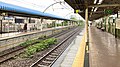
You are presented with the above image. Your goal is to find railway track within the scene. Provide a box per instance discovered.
[0,27,79,64]
[30,27,81,67]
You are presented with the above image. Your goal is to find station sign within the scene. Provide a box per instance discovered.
[4,16,13,20]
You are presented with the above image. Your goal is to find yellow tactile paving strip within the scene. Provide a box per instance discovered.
[72,33,86,67]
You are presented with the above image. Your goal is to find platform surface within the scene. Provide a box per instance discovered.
[89,26,120,67]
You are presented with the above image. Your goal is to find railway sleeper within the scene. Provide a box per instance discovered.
[42,60,51,64]
[51,53,59,56]
[54,49,62,52]
[49,55,57,58]
[45,57,54,61]
[37,64,48,67]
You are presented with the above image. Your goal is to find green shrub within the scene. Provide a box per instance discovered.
[25,46,37,56]
[23,38,57,57]
[44,38,57,45]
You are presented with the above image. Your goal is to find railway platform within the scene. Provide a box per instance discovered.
[89,26,120,67]
[52,29,85,67]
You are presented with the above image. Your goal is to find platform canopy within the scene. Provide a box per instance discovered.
[65,0,120,21]
[0,2,74,21]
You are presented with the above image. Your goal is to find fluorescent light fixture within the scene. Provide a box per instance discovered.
[94,7,98,12]
[91,7,94,12]
[98,0,103,4]
[91,9,94,12]
[94,0,97,4]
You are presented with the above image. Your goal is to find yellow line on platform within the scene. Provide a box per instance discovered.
[72,33,86,67]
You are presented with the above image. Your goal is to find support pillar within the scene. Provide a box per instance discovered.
[55,20,57,28]
[8,18,10,36]
[72,22,73,26]
[72,21,73,26]
[36,18,40,30]
[74,22,75,26]
[45,19,47,29]
[106,16,109,31]
[24,17,29,32]
[117,11,119,18]
[85,7,89,43]
[68,21,69,26]
[72,22,74,26]
[0,20,2,35]
[62,21,64,27]
[69,21,71,26]
[0,16,3,35]
[58,20,59,27]
[70,21,72,26]
[84,7,89,67]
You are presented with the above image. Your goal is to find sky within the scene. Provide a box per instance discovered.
[0,0,84,20]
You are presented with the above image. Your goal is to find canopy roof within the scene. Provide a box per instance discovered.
[65,0,120,21]
[0,2,74,21]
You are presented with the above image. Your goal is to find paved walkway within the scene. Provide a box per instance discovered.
[52,29,85,67]
[89,26,120,67]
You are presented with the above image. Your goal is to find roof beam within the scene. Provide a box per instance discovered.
[79,11,104,14]
[88,4,120,8]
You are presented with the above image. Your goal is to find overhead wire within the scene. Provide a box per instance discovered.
[14,0,44,8]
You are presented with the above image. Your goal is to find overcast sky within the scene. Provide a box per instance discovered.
[0,0,84,20]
